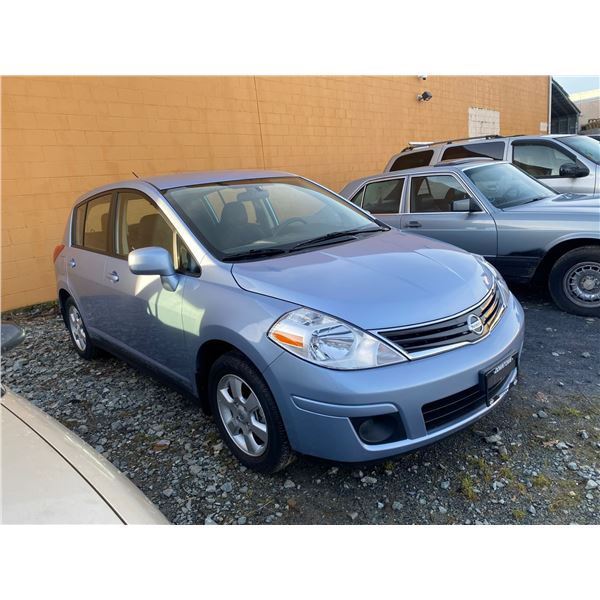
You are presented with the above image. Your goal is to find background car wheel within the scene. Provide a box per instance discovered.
[548,246,600,317]
[208,351,294,473]
[65,297,98,359]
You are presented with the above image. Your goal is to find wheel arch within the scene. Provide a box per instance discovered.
[533,236,600,283]
[58,288,71,326]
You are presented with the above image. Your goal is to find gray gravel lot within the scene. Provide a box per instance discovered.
[2,284,599,525]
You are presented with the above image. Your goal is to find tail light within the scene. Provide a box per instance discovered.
[53,244,65,262]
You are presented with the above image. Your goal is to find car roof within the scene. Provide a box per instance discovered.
[340,159,501,195]
[76,169,298,203]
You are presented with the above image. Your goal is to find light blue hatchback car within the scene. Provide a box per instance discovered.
[54,171,525,472]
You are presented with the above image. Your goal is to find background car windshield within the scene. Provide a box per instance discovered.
[163,177,375,259]
[559,135,600,164]
[464,163,555,208]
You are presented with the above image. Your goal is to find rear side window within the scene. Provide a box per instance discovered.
[390,150,434,171]
[441,141,505,161]
[73,203,86,246]
[81,194,112,252]
[362,179,404,214]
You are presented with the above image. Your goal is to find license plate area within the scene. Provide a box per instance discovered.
[481,354,517,407]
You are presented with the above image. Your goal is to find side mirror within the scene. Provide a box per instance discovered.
[1,322,25,353]
[451,198,481,212]
[128,247,179,292]
[559,162,589,178]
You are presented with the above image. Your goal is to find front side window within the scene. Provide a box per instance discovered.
[116,192,174,259]
[390,150,434,171]
[362,179,404,214]
[81,194,112,252]
[410,175,470,213]
[513,143,576,178]
[441,141,505,161]
[163,177,378,260]
[464,162,554,209]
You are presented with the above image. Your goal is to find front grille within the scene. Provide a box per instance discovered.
[421,373,510,432]
[379,286,503,358]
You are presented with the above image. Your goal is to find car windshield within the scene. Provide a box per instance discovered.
[163,176,379,260]
[558,135,600,164]
[464,162,556,208]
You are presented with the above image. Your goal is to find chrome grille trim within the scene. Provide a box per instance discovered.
[376,286,505,359]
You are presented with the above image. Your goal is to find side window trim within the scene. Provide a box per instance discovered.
[407,172,483,214]
[70,191,115,257]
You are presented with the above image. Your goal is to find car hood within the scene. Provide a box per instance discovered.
[231,230,494,330]
[503,193,600,213]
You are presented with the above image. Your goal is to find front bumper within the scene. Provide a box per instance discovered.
[262,293,525,462]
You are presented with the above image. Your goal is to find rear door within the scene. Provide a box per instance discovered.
[399,173,497,258]
[66,193,114,335]
[101,190,189,384]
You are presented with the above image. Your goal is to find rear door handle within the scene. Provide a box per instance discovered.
[405,221,422,228]
[69,258,77,268]
[106,271,119,283]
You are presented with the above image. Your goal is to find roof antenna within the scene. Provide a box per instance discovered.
[132,170,139,179]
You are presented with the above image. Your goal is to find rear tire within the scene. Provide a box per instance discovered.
[208,351,294,473]
[548,246,600,317]
[65,297,98,360]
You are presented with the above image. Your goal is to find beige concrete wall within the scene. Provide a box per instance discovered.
[1,76,550,309]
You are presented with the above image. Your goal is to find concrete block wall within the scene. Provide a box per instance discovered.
[1,75,549,309]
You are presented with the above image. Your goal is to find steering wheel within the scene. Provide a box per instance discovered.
[275,217,307,235]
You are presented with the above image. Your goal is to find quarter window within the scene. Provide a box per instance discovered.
[81,194,112,252]
[410,175,470,213]
[116,192,174,259]
[349,188,364,207]
[362,179,404,214]
[513,143,576,178]
[73,203,87,246]
[441,141,505,161]
[389,150,434,171]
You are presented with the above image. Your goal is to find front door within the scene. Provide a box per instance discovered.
[102,191,188,384]
[512,140,596,194]
[399,173,497,258]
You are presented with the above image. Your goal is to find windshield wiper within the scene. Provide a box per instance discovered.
[221,248,289,262]
[290,226,388,251]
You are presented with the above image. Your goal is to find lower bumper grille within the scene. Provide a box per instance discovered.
[421,372,511,432]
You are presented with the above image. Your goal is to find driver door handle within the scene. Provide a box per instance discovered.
[405,221,422,228]
[106,271,119,283]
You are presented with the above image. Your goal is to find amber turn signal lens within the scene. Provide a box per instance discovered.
[52,244,65,262]
[271,330,304,348]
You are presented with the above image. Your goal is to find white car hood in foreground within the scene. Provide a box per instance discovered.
[1,390,169,525]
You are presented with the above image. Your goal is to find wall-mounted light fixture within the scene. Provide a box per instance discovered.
[417,91,433,102]
[417,75,428,80]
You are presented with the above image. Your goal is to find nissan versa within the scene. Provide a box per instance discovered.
[54,171,525,473]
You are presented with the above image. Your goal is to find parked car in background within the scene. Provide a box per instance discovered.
[54,170,524,473]
[1,322,169,524]
[340,159,600,317]
[384,134,600,194]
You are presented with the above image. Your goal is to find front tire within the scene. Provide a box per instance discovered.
[208,351,294,473]
[65,297,98,359]
[548,246,600,317]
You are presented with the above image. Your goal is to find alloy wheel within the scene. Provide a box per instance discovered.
[563,262,600,308]
[68,304,87,351]
[216,374,268,457]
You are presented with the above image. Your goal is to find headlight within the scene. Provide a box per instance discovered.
[474,255,510,304]
[268,308,407,370]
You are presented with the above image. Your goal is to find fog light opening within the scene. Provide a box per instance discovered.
[353,414,406,445]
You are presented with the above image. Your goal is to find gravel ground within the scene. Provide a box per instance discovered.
[2,284,599,525]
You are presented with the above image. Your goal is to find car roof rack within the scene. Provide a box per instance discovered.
[401,134,525,153]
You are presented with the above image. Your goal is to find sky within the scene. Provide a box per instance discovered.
[553,75,600,94]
